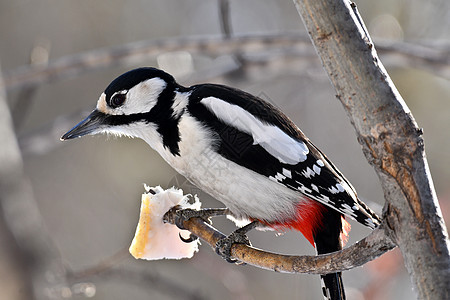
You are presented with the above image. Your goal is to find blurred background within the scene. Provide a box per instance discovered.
[0,0,449,299]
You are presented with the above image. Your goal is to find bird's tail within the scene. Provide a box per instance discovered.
[313,206,347,300]
[263,200,348,299]
[319,271,346,300]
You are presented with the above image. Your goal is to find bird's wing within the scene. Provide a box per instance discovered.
[188,84,380,228]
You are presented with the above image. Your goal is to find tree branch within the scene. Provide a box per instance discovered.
[292,0,450,298]
[18,110,91,156]
[68,267,206,300]
[3,34,450,93]
[2,34,312,92]
[65,248,205,300]
[163,209,396,275]
[376,39,450,79]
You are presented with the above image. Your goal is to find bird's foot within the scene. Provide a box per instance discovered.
[215,221,258,264]
[215,230,251,263]
[164,207,229,243]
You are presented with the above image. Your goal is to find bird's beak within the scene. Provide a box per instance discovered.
[61,109,106,141]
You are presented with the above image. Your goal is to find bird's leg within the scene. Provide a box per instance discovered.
[215,221,259,263]
[164,207,230,243]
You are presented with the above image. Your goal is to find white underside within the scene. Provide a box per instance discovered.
[122,113,305,223]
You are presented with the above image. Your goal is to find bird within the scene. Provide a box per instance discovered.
[61,67,381,300]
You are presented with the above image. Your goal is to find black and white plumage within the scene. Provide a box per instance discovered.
[62,67,381,300]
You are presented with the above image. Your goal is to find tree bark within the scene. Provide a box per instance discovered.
[292,0,450,299]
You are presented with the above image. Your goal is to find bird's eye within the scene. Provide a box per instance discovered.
[110,93,126,108]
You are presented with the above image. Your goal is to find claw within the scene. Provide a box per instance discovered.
[215,240,239,263]
[179,232,198,243]
[214,221,259,264]
[215,230,252,264]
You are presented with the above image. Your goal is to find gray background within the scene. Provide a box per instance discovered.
[1,0,449,299]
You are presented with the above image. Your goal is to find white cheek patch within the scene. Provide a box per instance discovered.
[120,78,167,115]
[97,77,168,115]
[201,97,309,165]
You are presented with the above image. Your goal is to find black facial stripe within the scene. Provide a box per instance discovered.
[101,111,148,126]
[102,79,183,156]
[150,82,181,156]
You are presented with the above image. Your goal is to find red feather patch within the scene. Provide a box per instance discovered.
[260,199,351,247]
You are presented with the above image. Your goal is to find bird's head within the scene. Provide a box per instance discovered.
[61,68,186,147]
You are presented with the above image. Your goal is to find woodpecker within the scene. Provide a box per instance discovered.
[62,67,381,300]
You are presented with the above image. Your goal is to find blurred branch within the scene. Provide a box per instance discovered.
[18,110,91,156]
[68,248,129,280]
[218,0,245,71]
[16,35,449,158]
[2,33,311,92]
[67,266,205,300]
[11,41,51,130]
[376,39,450,79]
[218,0,232,38]
[12,87,38,130]
[3,34,450,93]
[0,66,67,299]
[66,246,250,300]
[163,209,396,275]
[73,267,206,300]
[293,0,450,299]
[67,256,206,300]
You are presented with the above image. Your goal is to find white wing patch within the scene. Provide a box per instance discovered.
[201,97,309,164]
[282,168,292,178]
[313,164,321,175]
[329,186,339,194]
[301,167,316,178]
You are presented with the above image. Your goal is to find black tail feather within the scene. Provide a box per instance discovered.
[314,206,346,300]
[320,272,346,300]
